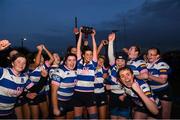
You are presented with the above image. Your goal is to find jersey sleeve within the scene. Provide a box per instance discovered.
[137,60,148,72]
[140,82,153,99]
[158,62,169,75]
[51,69,62,86]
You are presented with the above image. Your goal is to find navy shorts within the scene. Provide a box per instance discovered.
[57,99,74,117]
[133,104,160,118]
[15,96,28,107]
[73,91,96,107]
[154,87,172,101]
[28,94,47,105]
[95,92,108,107]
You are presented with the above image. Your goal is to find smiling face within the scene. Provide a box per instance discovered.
[119,68,134,88]
[115,59,126,68]
[147,49,160,63]
[65,55,76,70]
[83,50,93,63]
[97,57,104,68]
[12,57,26,73]
[53,53,61,64]
[71,47,77,55]
[128,46,139,59]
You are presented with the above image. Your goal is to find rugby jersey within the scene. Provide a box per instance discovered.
[124,79,161,108]
[75,59,97,92]
[107,64,125,94]
[0,68,33,116]
[94,67,108,93]
[51,65,77,101]
[28,63,49,94]
[45,65,61,95]
[147,59,171,92]
[127,57,147,76]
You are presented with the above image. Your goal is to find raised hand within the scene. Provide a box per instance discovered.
[108,33,116,42]
[101,40,108,45]
[0,39,11,51]
[91,29,96,38]
[36,44,43,51]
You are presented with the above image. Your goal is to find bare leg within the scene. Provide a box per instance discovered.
[30,105,39,119]
[161,100,172,119]
[39,101,49,118]
[98,105,107,119]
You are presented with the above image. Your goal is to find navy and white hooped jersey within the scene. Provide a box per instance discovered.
[28,63,49,94]
[127,58,147,76]
[51,65,77,101]
[0,68,33,116]
[75,59,97,92]
[107,64,125,94]
[147,59,171,92]
[94,67,108,94]
[124,79,161,108]
[45,65,62,94]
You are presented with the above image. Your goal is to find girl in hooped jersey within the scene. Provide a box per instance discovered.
[28,44,54,119]
[147,47,172,119]
[51,53,77,119]
[0,40,36,119]
[118,67,160,119]
[106,33,131,119]
[73,27,98,119]
[126,45,149,80]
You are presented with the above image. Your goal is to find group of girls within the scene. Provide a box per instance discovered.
[0,26,172,119]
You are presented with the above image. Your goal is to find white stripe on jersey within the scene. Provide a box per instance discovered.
[0,103,14,110]
[77,69,95,76]
[60,82,76,88]
[111,85,125,94]
[95,77,104,84]
[0,86,22,97]
[1,69,28,84]
[57,91,73,97]
[94,88,105,93]
[29,76,40,82]
[150,82,169,90]
[76,80,94,87]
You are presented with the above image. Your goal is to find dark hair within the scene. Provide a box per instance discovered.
[98,55,105,61]
[148,47,160,55]
[82,46,92,55]
[63,53,77,64]
[10,53,26,63]
[67,46,76,54]
[117,66,133,79]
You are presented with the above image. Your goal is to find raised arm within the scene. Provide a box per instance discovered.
[29,44,43,70]
[91,29,97,61]
[108,33,116,65]
[97,40,108,56]
[0,39,11,51]
[43,45,54,65]
[77,27,83,60]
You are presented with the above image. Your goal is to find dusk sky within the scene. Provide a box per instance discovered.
[0,0,179,55]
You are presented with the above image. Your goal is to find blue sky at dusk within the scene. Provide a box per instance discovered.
[0,0,179,54]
